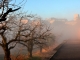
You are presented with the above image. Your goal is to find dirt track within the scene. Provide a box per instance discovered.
[50,40,80,60]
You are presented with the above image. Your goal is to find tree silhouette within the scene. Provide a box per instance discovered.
[0,0,26,60]
[0,7,21,22]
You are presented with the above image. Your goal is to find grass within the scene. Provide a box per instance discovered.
[26,56,41,60]
[0,58,4,60]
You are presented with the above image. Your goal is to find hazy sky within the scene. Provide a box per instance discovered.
[12,0,80,20]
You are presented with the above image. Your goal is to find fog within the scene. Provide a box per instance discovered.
[46,17,80,44]
[0,17,80,55]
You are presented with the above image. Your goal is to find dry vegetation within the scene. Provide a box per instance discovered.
[10,43,58,60]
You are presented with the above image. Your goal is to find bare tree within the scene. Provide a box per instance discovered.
[0,0,27,60]
[0,14,54,59]
[17,18,53,57]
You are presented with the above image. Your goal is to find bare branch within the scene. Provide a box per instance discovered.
[9,42,17,50]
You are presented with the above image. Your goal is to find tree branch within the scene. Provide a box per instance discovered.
[9,42,17,50]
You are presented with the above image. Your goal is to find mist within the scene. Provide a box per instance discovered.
[45,17,80,44]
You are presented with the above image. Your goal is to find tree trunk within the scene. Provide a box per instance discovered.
[40,46,42,53]
[27,40,33,58]
[4,50,11,60]
[28,49,32,58]
[27,44,33,58]
[3,45,11,60]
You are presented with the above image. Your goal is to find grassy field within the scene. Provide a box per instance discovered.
[0,54,4,60]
